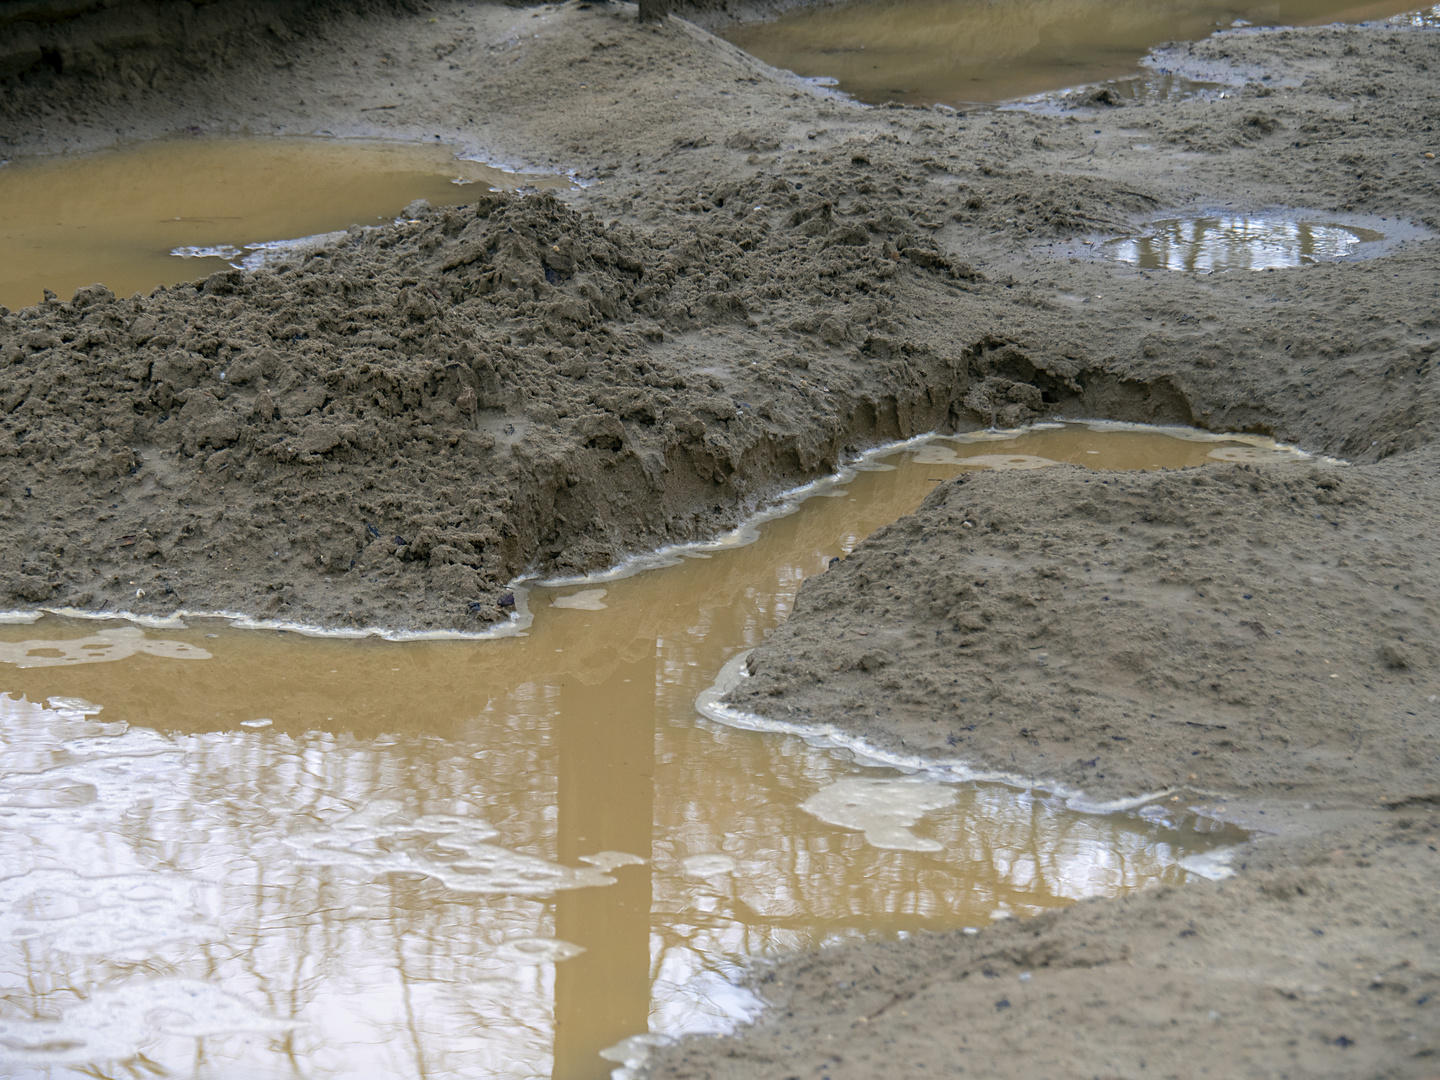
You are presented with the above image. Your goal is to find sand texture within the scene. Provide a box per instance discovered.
[1,0,1438,1073]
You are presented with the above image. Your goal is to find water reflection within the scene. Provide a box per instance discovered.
[720,0,1430,107]
[0,430,1249,1079]
[1105,216,1384,271]
[1390,2,1440,22]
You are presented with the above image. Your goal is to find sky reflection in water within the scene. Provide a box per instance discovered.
[0,432,1252,1079]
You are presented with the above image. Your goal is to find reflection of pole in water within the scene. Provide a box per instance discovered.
[552,648,656,1080]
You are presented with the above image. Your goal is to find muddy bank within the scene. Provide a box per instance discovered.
[2,10,1437,629]
[652,805,1440,1077]
[0,0,412,88]
[1,0,1439,1074]
[679,432,1440,1077]
[677,440,1440,1077]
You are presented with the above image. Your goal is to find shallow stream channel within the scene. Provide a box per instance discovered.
[0,423,1320,1078]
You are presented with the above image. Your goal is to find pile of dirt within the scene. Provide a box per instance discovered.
[727,452,1440,805]
[0,186,986,627]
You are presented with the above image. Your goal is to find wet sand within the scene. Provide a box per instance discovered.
[1,0,1438,1075]
[0,434,1250,1077]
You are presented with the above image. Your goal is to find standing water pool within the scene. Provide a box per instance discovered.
[719,0,1437,108]
[0,423,1299,1079]
[0,138,566,313]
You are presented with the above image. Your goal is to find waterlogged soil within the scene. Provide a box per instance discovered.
[0,137,567,312]
[0,442,1242,1079]
[0,0,1438,1076]
[712,0,1431,107]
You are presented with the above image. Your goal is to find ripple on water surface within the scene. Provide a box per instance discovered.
[0,425,1279,1079]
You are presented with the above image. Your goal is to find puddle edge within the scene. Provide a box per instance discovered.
[0,422,1329,640]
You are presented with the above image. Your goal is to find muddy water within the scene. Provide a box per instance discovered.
[0,138,565,312]
[721,0,1430,108]
[0,425,1295,1079]
[1104,216,1386,271]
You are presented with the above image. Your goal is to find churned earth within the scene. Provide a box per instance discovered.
[1,0,1438,1074]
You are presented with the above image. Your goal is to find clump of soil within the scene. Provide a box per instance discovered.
[0,188,981,627]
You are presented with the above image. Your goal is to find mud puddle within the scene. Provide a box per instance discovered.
[719,0,1430,108]
[904,420,1314,469]
[0,426,1290,1079]
[1102,215,1388,271]
[0,137,565,312]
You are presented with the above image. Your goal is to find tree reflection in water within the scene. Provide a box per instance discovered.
[0,433,1245,1079]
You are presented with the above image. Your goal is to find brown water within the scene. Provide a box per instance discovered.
[1104,216,1386,271]
[720,0,1431,108]
[0,424,1295,1079]
[0,138,565,312]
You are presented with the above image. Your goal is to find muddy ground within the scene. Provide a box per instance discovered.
[1,0,1437,1074]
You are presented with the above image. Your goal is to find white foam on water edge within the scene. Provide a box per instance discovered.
[0,424,1335,640]
[681,853,737,878]
[799,777,957,851]
[696,650,1244,873]
[579,850,647,872]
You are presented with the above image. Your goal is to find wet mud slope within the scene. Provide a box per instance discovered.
[0,0,416,101]
[706,456,1440,1075]
[729,456,1440,806]
[1,0,1439,1073]
[2,8,1437,631]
